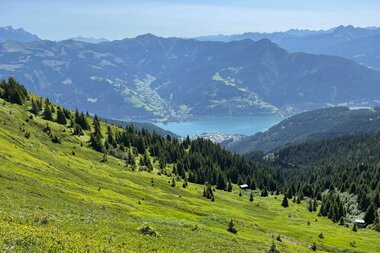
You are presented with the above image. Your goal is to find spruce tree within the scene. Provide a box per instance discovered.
[249,192,254,202]
[90,133,104,152]
[227,180,232,192]
[31,99,39,115]
[216,172,227,190]
[312,198,318,211]
[43,99,53,120]
[73,123,83,136]
[282,195,289,208]
[227,219,237,234]
[260,188,268,197]
[56,107,67,125]
[364,203,376,224]
[93,115,102,138]
[182,179,188,188]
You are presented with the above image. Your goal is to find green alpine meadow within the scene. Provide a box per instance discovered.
[0,77,379,252]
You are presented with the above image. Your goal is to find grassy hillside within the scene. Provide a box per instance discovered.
[0,97,379,252]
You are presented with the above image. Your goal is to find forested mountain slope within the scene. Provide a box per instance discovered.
[225,107,380,153]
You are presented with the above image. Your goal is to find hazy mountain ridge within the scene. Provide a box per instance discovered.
[0,26,40,43]
[1,34,380,121]
[197,25,380,70]
[69,36,109,44]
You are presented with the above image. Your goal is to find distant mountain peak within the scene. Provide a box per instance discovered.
[0,26,40,42]
[333,25,356,33]
[135,33,161,40]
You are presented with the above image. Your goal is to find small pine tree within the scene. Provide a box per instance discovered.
[227,219,237,234]
[249,192,254,202]
[311,242,317,251]
[227,180,232,192]
[31,99,39,115]
[282,195,289,208]
[171,178,176,187]
[364,203,376,224]
[312,198,318,211]
[56,107,67,125]
[73,123,83,136]
[43,99,53,120]
[307,198,313,212]
[182,178,188,188]
[261,188,268,197]
[268,241,279,253]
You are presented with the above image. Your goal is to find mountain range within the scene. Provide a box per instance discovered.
[1,34,380,121]
[197,25,380,71]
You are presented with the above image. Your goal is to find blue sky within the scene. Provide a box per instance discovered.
[1,0,379,40]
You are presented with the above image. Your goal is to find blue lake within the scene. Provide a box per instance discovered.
[154,115,283,137]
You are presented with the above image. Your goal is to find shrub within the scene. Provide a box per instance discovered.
[318,233,324,239]
[139,224,159,237]
[227,219,237,234]
[268,241,280,253]
[311,242,317,251]
[191,225,200,231]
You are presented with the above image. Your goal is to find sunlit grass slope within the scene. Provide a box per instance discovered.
[0,97,379,253]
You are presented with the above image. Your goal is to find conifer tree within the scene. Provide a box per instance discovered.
[282,195,289,208]
[93,115,102,138]
[313,198,318,211]
[307,198,313,212]
[182,178,188,188]
[227,219,237,234]
[260,188,268,197]
[127,149,136,166]
[216,171,227,190]
[90,132,103,152]
[31,98,39,115]
[364,203,377,224]
[249,191,254,202]
[43,99,53,120]
[75,109,90,130]
[227,179,232,192]
[73,123,83,136]
[56,107,67,125]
